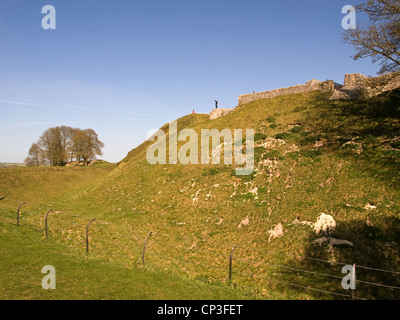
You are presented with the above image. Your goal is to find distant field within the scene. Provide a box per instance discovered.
[0,163,26,168]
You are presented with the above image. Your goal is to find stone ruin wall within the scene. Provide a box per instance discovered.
[357,72,400,98]
[330,72,400,99]
[238,79,335,106]
[237,72,400,106]
[210,72,400,120]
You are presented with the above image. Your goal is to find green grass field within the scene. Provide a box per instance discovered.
[0,220,263,300]
[1,90,400,300]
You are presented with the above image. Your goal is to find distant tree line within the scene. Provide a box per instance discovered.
[25,126,104,167]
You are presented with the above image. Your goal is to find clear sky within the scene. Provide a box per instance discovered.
[0,0,378,163]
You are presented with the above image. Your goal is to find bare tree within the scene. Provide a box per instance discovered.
[343,0,400,74]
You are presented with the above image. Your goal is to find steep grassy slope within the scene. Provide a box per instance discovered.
[2,90,400,299]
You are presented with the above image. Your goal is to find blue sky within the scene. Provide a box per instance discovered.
[0,0,378,163]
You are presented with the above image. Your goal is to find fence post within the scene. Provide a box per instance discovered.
[16,202,26,227]
[86,219,96,254]
[44,209,53,241]
[229,245,237,281]
[352,263,356,300]
[142,231,152,265]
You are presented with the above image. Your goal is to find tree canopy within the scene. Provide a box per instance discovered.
[71,129,105,166]
[24,126,104,166]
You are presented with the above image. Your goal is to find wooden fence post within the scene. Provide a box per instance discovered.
[352,263,356,300]
[86,219,96,254]
[44,209,53,240]
[229,245,237,281]
[142,231,152,265]
[16,202,26,227]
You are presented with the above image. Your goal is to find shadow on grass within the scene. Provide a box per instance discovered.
[301,89,400,188]
[308,89,400,134]
[279,216,400,300]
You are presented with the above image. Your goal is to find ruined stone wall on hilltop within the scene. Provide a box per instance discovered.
[238,72,400,104]
[213,72,400,120]
[238,79,335,105]
[330,72,400,100]
[363,72,400,98]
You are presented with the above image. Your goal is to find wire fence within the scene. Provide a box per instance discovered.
[1,196,400,300]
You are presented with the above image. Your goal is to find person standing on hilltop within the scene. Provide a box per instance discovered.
[192,110,195,114]
[215,100,218,109]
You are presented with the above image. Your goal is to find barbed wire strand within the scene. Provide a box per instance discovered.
[152,231,207,244]
[236,245,400,276]
[233,257,344,280]
[356,264,400,275]
[148,251,227,276]
[91,237,141,252]
[237,245,350,267]
[150,237,228,260]
[356,279,400,290]
[152,230,235,250]
[1,206,399,296]
[233,270,355,299]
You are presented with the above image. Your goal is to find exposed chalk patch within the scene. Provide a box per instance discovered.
[364,202,377,210]
[268,223,284,242]
[238,216,250,228]
[314,213,336,235]
[313,236,354,248]
[290,216,313,227]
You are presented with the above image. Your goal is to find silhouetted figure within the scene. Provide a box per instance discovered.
[215,100,218,109]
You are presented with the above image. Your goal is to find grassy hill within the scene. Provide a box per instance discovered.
[1,90,400,300]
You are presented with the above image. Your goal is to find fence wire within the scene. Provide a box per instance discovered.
[1,197,400,300]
